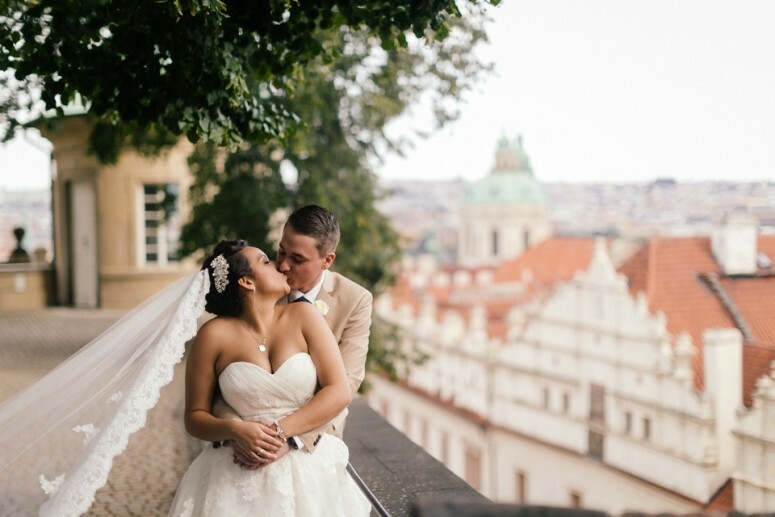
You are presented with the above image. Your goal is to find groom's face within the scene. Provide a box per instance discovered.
[276,226,335,293]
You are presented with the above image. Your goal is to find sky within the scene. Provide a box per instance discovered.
[2,0,775,190]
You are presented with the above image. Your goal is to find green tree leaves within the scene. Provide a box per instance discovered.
[0,0,497,152]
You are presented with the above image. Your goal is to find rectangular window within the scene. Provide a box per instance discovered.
[403,408,412,436]
[643,417,651,441]
[562,392,571,414]
[588,429,604,460]
[464,445,482,491]
[440,431,449,464]
[141,183,180,266]
[589,384,605,425]
[515,470,527,503]
[624,412,632,435]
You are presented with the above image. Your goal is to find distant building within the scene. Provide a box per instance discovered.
[458,136,551,267]
[367,138,775,514]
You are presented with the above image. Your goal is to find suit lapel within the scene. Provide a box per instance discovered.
[319,272,336,326]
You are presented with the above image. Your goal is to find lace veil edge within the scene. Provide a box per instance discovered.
[0,270,209,517]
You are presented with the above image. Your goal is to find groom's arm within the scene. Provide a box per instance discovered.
[338,288,373,396]
[296,287,373,452]
[212,392,241,421]
[211,388,240,447]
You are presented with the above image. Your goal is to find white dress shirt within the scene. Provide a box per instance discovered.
[288,270,327,303]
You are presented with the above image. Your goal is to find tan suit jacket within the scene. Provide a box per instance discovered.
[213,271,372,452]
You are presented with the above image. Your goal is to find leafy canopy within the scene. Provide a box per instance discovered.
[0,0,498,153]
[177,13,493,383]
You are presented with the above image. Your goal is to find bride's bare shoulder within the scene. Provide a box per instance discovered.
[196,316,239,342]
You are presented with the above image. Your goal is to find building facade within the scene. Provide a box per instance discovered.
[458,136,551,268]
[370,228,775,512]
[368,136,775,513]
[42,115,197,308]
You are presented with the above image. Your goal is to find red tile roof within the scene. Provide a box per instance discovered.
[703,478,734,513]
[618,237,732,392]
[494,237,597,287]
[388,237,597,340]
[719,276,775,345]
[617,235,775,405]
[742,345,775,408]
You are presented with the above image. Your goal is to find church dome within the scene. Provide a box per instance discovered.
[465,135,547,204]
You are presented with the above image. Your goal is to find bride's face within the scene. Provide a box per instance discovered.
[241,247,290,296]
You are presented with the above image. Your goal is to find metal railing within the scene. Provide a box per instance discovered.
[347,461,391,517]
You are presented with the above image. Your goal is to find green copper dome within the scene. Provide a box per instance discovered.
[465,135,547,204]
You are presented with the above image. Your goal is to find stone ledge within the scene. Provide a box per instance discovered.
[344,397,489,516]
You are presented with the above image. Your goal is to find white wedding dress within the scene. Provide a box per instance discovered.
[167,353,371,516]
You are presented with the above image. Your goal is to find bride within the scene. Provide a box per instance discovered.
[0,239,371,516]
[168,239,370,515]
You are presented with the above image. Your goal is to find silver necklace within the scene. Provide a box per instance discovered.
[241,321,268,352]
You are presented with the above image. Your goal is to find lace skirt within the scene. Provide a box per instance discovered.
[168,434,371,517]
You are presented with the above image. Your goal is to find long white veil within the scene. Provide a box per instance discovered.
[0,270,209,517]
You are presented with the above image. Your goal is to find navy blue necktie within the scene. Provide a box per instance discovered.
[292,296,310,304]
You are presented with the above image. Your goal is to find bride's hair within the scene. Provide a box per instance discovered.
[202,239,252,316]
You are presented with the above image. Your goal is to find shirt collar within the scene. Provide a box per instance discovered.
[288,270,327,303]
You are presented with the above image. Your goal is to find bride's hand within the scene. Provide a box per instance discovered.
[231,421,283,463]
[232,440,290,470]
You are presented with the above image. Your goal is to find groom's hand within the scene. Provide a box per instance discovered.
[233,440,290,469]
[230,420,282,467]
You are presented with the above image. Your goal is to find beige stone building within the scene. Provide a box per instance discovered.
[42,115,197,309]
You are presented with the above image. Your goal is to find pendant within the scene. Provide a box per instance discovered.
[258,339,267,352]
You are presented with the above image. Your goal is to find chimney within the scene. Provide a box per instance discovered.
[702,328,742,476]
[711,212,757,275]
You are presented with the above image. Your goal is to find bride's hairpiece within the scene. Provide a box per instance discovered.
[211,254,230,293]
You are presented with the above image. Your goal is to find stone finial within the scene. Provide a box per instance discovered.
[32,247,48,263]
[586,236,616,283]
[466,305,489,352]
[506,307,526,341]
[635,292,649,316]
[657,338,673,373]
[652,311,667,338]
[8,227,31,263]
[755,374,773,395]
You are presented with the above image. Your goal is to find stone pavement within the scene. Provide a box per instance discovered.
[0,308,202,516]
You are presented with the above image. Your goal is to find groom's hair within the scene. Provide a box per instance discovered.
[286,205,340,255]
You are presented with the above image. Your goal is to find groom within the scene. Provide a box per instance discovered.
[214,204,373,462]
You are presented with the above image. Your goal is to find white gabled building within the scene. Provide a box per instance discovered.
[369,212,775,513]
[735,363,775,512]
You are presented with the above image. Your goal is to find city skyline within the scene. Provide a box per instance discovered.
[3,1,775,190]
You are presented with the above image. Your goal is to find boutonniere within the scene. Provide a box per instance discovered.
[314,300,329,316]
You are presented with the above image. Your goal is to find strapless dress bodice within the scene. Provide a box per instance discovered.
[218,353,317,422]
